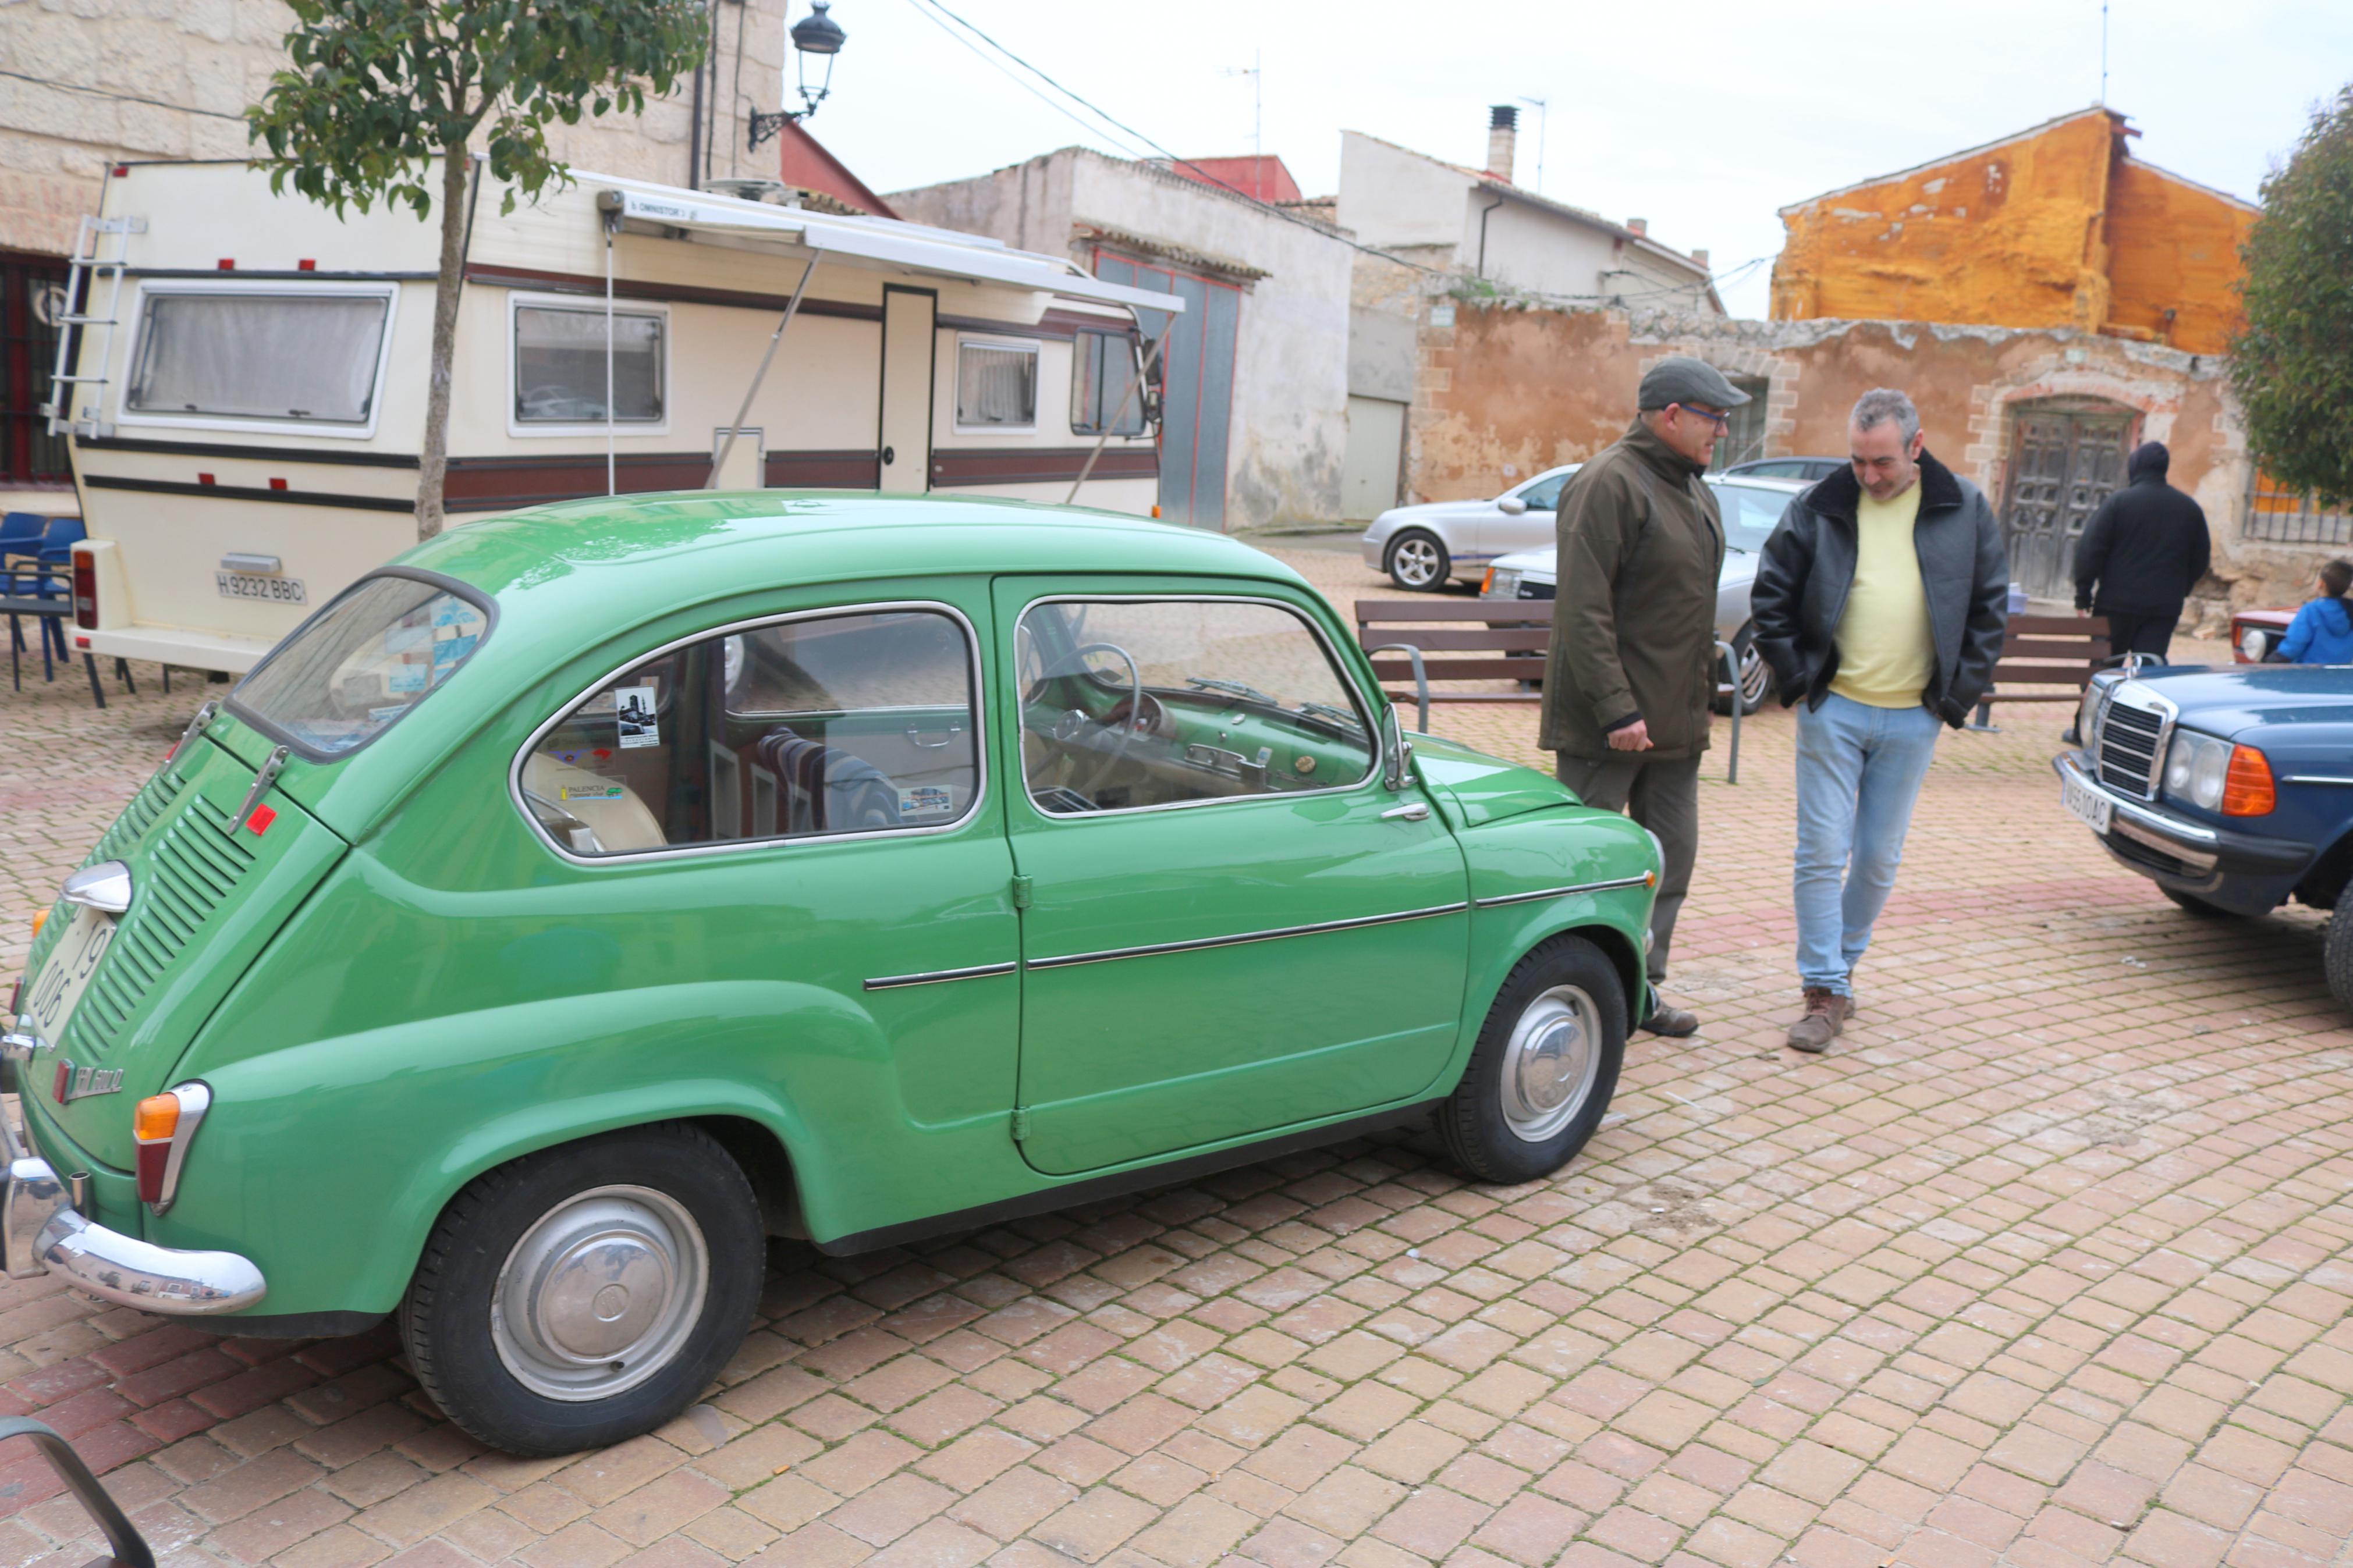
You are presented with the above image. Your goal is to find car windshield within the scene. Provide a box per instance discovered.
[1708,481,1797,553]
[230,573,491,756]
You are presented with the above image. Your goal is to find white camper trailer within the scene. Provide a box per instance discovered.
[47,159,1179,674]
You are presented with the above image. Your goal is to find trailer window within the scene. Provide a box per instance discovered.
[126,291,388,425]
[514,304,664,424]
[956,339,1037,431]
[1071,330,1146,436]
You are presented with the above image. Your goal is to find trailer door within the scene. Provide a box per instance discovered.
[878,286,935,495]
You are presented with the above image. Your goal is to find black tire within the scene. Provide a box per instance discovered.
[1385,529,1451,592]
[399,1123,764,1455]
[2162,887,2237,919]
[1439,935,1627,1184]
[1711,624,1774,717]
[2328,901,2353,1014]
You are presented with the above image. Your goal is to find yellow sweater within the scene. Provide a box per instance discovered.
[1830,483,1935,707]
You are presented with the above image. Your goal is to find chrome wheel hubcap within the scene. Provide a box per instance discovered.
[1392,537,1441,586]
[1740,645,1769,705]
[1499,984,1602,1142]
[492,1185,708,1402]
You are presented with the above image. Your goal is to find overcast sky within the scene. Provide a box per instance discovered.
[790,0,2353,318]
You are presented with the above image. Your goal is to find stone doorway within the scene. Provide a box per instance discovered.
[2000,399,2136,600]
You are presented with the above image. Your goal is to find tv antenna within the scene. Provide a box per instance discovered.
[1222,51,1262,168]
[2099,0,2110,104]
[1519,95,1549,195]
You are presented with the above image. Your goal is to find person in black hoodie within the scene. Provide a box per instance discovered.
[2072,442,2211,657]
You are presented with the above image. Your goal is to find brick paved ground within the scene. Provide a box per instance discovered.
[2,549,2350,1568]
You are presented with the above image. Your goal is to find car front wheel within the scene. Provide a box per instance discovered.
[2327,901,2353,1014]
[1440,935,1626,1184]
[400,1123,765,1455]
[1385,529,1450,592]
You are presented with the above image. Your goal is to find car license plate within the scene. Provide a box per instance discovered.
[18,905,115,1046]
[216,571,307,604]
[2062,772,2113,834]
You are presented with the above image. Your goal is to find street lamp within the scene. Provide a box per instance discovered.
[750,1,848,150]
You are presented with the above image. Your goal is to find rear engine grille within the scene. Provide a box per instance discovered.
[64,790,256,1060]
[2097,702,2165,799]
[22,769,186,980]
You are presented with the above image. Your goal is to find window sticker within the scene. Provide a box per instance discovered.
[387,662,428,695]
[898,785,956,820]
[559,782,627,801]
[384,621,431,655]
[614,685,661,749]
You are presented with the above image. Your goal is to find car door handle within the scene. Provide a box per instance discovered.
[1380,801,1431,822]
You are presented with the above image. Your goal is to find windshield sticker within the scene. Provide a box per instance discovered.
[432,632,479,671]
[615,685,661,749]
[387,662,428,695]
[899,785,956,820]
[368,703,410,724]
[560,783,627,801]
[384,621,431,655]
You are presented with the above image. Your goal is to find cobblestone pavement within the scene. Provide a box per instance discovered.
[2,548,2350,1568]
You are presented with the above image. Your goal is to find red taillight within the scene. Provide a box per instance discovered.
[71,548,97,631]
[134,1087,211,1212]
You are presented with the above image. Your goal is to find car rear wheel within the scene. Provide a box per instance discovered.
[400,1123,764,1455]
[1439,936,1626,1184]
[2327,902,2353,1014]
[1711,624,1773,716]
[1385,530,1450,592]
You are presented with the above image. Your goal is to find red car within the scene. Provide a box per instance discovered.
[2232,609,2295,663]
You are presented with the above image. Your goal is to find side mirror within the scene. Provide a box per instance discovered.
[1381,705,1414,791]
[1496,495,1528,515]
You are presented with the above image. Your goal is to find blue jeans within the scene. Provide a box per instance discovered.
[1794,692,1943,993]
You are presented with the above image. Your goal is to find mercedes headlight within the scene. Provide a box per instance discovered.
[2162,729,2233,810]
[2075,681,2108,752]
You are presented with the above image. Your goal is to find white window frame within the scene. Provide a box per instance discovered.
[952,333,1041,435]
[505,290,672,439]
[115,279,400,441]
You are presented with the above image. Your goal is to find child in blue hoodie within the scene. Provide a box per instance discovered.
[2279,559,2353,664]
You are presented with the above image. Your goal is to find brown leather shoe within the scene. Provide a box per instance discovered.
[1639,1002,1699,1037]
[1786,989,1853,1053]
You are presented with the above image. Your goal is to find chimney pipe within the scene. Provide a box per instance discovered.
[1690,248,1709,269]
[1486,105,1517,184]
[1627,218,1648,237]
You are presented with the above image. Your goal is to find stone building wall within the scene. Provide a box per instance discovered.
[1407,295,2329,624]
[0,0,789,259]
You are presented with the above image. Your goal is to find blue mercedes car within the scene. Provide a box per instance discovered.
[2056,664,2353,1005]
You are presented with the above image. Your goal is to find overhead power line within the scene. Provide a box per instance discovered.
[0,67,249,122]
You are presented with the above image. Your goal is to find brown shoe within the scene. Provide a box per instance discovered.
[1639,1002,1699,1037]
[1786,989,1852,1053]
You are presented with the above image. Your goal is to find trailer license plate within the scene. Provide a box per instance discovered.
[20,905,115,1047]
[2062,773,2113,834]
[217,571,306,605]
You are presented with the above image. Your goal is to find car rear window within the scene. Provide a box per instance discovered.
[230,571,492,757]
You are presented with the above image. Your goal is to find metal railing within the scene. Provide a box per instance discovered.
[2243,470,2353,546]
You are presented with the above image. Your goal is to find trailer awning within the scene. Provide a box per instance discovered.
[599,187,1186,316]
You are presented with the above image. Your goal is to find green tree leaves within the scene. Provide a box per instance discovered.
[2232,86,2353,507]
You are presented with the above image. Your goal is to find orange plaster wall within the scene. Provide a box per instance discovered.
[1771,112,2114,330]
[2104,161,2253,354]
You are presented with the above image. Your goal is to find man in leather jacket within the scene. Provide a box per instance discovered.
[1749,389,2008,1051]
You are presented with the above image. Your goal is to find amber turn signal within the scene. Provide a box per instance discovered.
[2222,745,2275,816]
[134,1093,181,1144]
[30,909,45,938]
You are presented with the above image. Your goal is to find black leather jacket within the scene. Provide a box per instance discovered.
[1749,451,2010,728]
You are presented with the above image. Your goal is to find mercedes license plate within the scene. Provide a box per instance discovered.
[2061,772,2113,835]
[19,905,115,1046]
[217,571,307,605]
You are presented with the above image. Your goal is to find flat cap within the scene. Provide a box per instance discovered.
[1637,355,1751,411]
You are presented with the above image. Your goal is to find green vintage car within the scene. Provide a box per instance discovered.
[3,495,1659,1453]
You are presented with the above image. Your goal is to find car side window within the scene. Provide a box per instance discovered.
[523,607,979,856]
[1517,473,1568,511]
[1016,599,1375,815]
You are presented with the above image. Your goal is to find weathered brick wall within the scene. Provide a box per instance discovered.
[1407,298,2330,621]
[0,0,788,259]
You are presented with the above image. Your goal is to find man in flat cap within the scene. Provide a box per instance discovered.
[1542,355,1747,1037]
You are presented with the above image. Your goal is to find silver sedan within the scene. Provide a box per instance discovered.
[1360,465,1580,591]
[1478,475,1807,715]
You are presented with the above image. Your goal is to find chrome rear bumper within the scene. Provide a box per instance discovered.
[0,1094,264,1314]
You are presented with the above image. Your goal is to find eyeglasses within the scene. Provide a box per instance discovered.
[1671,403,1731,431]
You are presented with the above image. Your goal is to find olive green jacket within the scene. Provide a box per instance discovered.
[1539,418,1725,760]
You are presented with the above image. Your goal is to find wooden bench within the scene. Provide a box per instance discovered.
[1969,614,2111,729]
[1354,599,1744,782]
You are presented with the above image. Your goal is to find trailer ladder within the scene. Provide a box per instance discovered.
[41,213,145,439]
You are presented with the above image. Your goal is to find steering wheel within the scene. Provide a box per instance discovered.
[1041,641,1146,799]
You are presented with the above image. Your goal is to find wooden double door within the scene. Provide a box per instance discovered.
[2001,401,2135,600]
